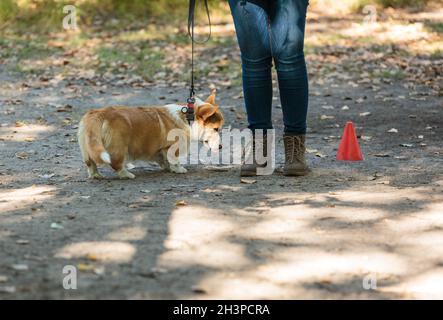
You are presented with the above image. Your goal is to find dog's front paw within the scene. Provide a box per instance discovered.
[170,164,187,174]
[89,172,104,180]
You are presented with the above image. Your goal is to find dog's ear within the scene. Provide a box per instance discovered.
[196,104,217,122]
[205,89,217,106]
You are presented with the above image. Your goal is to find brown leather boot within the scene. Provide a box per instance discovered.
[240,134,267,176]
[283,133,309,176]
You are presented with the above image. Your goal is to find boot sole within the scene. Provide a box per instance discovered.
[283,169,309,176]
[240,170,257,177]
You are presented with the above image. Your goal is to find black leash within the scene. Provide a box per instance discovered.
[182,0,212,124]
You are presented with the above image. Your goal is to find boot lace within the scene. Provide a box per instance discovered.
[284,135,305,163]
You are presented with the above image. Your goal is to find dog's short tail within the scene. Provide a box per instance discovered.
[100,151,111,164]
[78,115,111,165]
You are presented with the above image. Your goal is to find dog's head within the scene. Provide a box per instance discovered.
[194,90,224,150]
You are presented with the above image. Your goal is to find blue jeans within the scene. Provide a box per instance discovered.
[229,0,309,134]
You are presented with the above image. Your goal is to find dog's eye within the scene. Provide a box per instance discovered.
[214,128,219,132]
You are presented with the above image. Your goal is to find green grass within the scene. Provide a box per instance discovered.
[426,22,443,34]
[0,0,18,22]
[12,64,46,75]
[311,0,433,13]
[430,49,442,59]
[0,35,60,60]
[20,44,60,60]
[0,0,66,32]
[65,33,91,47]
[3,42,55,75]
[0,0,225,33]
[96,46,166,79]
[166,34,190,45]
[349,0,431,11]
[375,0,430,8]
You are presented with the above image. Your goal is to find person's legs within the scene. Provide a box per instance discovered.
[269,0,310,176]
[270,0,309,134]
[229,0,273,131]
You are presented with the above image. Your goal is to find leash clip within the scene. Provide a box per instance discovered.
[182,97,195,124]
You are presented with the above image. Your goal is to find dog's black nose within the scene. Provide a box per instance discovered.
[219,144,223,149]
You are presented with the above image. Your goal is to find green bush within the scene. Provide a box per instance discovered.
[0,0,434,31]
[0,0,222,29]
[376,0,430,8]
[347,0,431,12]
[87,0,222,21]
[0,0,18,22]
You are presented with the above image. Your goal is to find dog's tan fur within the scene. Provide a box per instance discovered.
[78,91,223,179]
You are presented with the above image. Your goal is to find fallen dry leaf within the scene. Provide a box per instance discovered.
[373,153,390,157]
[241,179,257,184]
[15,120,26,127]
[87,254,98,261]
[15,152,28,160]
[77,263,95,272]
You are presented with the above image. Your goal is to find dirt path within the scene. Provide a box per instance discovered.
[1,9,442,299]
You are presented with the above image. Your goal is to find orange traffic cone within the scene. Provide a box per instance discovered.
[336,121,364,161]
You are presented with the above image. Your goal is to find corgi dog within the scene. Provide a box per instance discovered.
[77,90,223,179]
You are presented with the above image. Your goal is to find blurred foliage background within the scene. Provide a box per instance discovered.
[0,0,440,83]
[1,0,222,31]
[0,0,437,32]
